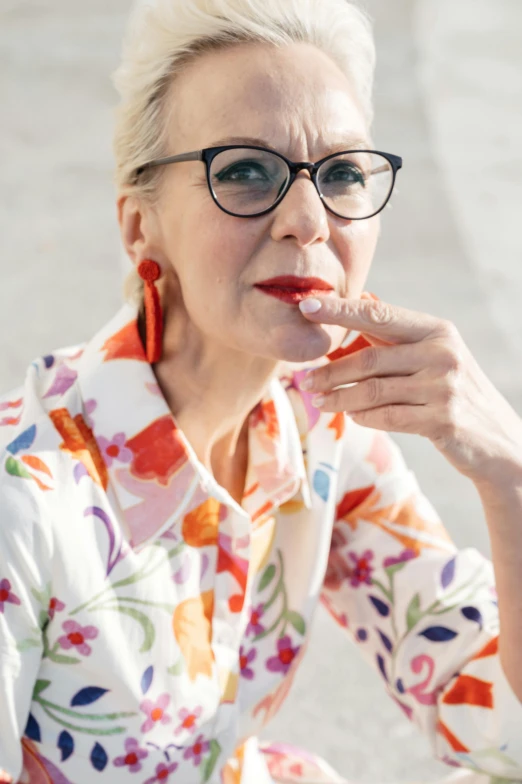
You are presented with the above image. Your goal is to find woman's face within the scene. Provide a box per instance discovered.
[147,41,380,363]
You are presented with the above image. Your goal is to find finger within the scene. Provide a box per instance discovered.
[299,296,443,345]
[311,375,431,412]
[301,342,427,394]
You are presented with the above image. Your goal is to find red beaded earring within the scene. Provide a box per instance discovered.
[137,260,163,364]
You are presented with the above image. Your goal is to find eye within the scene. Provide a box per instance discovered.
[215,162,271,182]
[322,163,365,185]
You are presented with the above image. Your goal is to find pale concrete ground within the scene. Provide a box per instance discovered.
[1,1,521,781]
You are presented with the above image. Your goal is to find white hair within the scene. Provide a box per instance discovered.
[112,0,376,304]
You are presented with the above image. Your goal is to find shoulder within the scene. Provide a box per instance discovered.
[0,342,87,541]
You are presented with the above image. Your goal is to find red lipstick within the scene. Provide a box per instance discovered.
[254,275,334,305]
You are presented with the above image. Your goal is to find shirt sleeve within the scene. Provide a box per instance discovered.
[320,421,522,779]
[0,466,53,780]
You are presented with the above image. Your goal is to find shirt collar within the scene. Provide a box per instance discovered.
[75,303,311,551]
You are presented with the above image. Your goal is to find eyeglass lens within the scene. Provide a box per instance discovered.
[209,148,394,218]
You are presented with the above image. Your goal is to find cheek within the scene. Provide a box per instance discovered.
[338,218,379,290]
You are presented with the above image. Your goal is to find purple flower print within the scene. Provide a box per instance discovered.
[113,738,148,772]
[84,398,97,428]
[383,549,417,569]
[183,734,210,767]
[143,762,178,784]
[58,620,98,656]
[173,706,202,736]
[0,579,21,614]
[239,645,257,679]
[140,694,172,734]
[97,433,132,467]
[48,596,65,621]
[266,636,301,675]
[347,549,374,587]
[246,603,265,637]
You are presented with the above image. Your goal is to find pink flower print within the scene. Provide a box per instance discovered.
[140,694,172,734]
[383,548,416,569]
[266,636,301,675]
[48,596,65,621]
[113,737,148,772]
[143,762,178,784]
[347,549,374,587]
[97,433,132,467]
[58,620,98,656]
[0,579,21,614]
[246,603,265,637]
[239,645,257,679]
[173,706,202,736]
[183,734,210,766]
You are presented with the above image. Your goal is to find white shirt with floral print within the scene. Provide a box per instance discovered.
[1,302,521,784]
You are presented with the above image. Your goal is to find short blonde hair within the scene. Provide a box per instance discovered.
[112,0,376,304]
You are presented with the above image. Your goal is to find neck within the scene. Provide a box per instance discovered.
[148,303,282,475]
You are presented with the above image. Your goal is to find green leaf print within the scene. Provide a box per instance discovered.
[94,604,155,653]
[259,563,276,592]
[5,456,32,479]
[202,740,222,783]
[167,659,185,676]
[33,679,51,699]
[285,610,306,636]
[17,637,41,652]
[406,592,422,631]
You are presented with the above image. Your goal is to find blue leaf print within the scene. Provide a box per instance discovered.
[25,712,41,742]
[43,355,55,368]
[369,595,389,617]
[440,556,456,589]
[461,606,483,629]
[141,665,154,695]
[419,626,458,642]
[376,654,388,682]
[58,730,74,762]
[312,469,330,502]
[378,630,393,653]
[396,678,405,694]
[91,742,108,771]
[6,425,37,455]
[71,687,109,707]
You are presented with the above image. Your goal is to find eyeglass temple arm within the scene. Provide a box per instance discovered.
[134,150,203,178]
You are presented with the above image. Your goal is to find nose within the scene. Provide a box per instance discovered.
[270,171,331,247]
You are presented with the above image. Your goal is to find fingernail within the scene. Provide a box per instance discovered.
[299,374,314,391]
[311,395,325,408]
[299,298,321,314]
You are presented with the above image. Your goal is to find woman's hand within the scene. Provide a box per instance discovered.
[298,294,522,487]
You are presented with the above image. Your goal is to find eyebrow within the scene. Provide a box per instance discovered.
[206,135,373,155]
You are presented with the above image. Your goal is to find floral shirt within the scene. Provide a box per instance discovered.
[1,302,521,784]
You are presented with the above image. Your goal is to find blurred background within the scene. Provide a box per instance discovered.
[1,1,521,781]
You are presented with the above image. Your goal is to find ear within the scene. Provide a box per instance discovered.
[117,194,163,267]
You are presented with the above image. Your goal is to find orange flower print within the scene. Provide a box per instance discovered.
[172,591,215,682]
[327,412,345,441]
[182,498,222,547]
[250,400,279,439]
[101,320,147,362]
[126,416,187,486]
[335,485,452,556]
[49,408,108,490]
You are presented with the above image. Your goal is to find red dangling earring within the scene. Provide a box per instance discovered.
[137,260,163,364]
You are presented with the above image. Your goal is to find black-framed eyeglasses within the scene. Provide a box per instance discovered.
[134,145,402,221]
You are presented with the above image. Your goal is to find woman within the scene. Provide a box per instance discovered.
[1,0,522,782]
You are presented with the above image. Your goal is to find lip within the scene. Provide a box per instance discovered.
[254,275,334,305]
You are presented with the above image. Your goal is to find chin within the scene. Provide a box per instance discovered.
[262,322,340,364]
